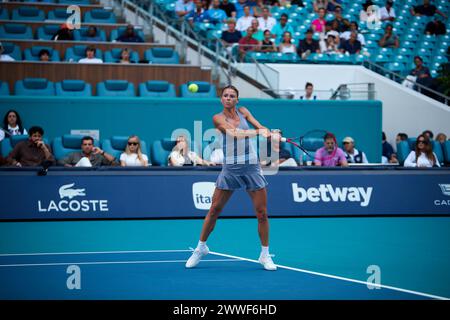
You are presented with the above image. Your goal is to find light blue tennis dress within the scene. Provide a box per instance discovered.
[215,109,268,191]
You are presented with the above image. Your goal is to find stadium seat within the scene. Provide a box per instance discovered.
[104,48,139,63]
[47,9,71,21]
[1,135,29,158]
[432,141,444,165]
[138,80,176,98]
[36,25,60,40]
[396,141,411,164]
[0,24,33,40]
[110,27,145,42]
[11,7,45,21]
[55,80,92,96]
[23,46,60,61]
[0,81,10,96]
[407,137,417,150]
[244,52,272,63]
[272,52,300,63]
[151,138,200,166]
[73,26,107,42]
[145,48,180,64]
[0,7,9,20]
[15,78,55,96]
[179,81,217,98]
[443,141,450,165]
[101,136,149,162]
[65,45,103,62]
[84,9,116,24]
[52,134,100,161]
[96,80,135,97]
[0,42,22,61]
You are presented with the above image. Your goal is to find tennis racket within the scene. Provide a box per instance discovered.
[280,129,330,159]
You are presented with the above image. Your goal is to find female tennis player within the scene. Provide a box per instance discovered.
[185,85,277,271]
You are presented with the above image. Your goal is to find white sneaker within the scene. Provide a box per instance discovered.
[185,246,209,268]
[258,254,277,271]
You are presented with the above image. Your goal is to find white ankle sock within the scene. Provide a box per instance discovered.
[197,240,207,249]
[261,246,269,256]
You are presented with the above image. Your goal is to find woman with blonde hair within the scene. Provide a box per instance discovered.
[120,135,149,166]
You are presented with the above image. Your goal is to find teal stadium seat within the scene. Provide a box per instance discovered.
[179,81,217,98]
[151,138,200,166]
[138,80,176,97]
[73,26,107,42]
[0,24,33,40]
[11,7,45,21]
[101,136,149,162]
[15,78,55,96]
[52,134,100,161]
[0,81,10,96]
[110,27,145,42]
[0,42,22,60]
[24,46,60,61]
[55,80,92,96]
[96,80,135,97]
[432,141,444,165]
[47,9,71,21]
[65,45,103,62]
[0,7,9,20]
[271,52,300,63]
[396,140,411,165]
[144,48,180,64]
[291,136,323,165]
[1,135,50,158]
[84,9,116,24]
[104,48,139,63]
[36,25,60,40]
[444,141,450,165]
[244,52,272,63]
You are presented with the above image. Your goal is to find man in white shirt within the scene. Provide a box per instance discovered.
[340,21,366,46]
[379,0,396,22]
[0,42,15,62]
[175,0,195,18]
[342,136,369,164]
[236,6,254,32]
[78,46,103,63]
[257,7,276,32]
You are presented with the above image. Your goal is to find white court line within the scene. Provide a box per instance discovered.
[208,250,450,301]
[0,249,191,257]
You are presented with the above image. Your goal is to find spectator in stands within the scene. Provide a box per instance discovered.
[278,31,296,54]
[168,135,215,166]
[0,110,27,142]
[38,49,50,62]
[382,131,398,164]
[238,27,260,61]
[325,20,341,44]
[116,25,144,43]
[340,21,365,46]
[311,8,327,33]
[327,0,342,13]
[410,0,447,19]
[300,82,317,100]
[396,132,409,145]
[7,126,55,167]
[342,136,369,164]
[78,46,103,64]
[120,135,149,167]
[234,0,251,19]
[290,0,305,6]
[359,0,376,24]
[271,13,295,41]
[329,6,350,33]
[205,0,228,24]
[0,42,15,62]
[313,0,328,13]
[378,24,399,48]
[52,23,74,41]
[320,34,340,54]
[219,0,237,18]
[252,0,266,17]
[250,19,264,41]
[257,7,276,32]
[259,29,277,52]
[410,56,432,89]
[260,130,297,167]
[422,130,434,140]
[61,136,117,167]
[186,0,208,24]
[425,17,447,35]
[340,32,362,54]
[314,132,348,167]
[297,29,321,59]
[175,0,195,18]
[435,133,447,144]
[85,26,102,41]
[118,48,133,64]
[379,0,396,22]
[221,19,242,55]
[236,6,254,32]
[404,134,440,167]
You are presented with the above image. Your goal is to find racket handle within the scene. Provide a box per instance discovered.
[280,137,287,142]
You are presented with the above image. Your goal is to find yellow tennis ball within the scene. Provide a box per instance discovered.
[188,83,199,93]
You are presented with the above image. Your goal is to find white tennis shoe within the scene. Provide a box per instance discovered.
[258,254,277,271]
[185,246,209,268]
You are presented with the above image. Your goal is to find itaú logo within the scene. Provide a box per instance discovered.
[192,182,215,210]
[38,183,109,213]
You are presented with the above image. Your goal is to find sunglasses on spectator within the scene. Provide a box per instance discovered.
[417,140,428,144]
[128,142,139,146]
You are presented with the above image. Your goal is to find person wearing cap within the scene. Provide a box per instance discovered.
[0,42,15,62]
[379,0,396,22]
[342,137,369,164]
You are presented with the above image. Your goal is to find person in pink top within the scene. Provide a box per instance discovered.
[314,132,348,167]
[311,8,327,33]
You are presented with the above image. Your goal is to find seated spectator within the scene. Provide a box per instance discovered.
[236,6,254,32]
[205,0,228,24]
[61,136,117,167]
[234,0,252,19]
[7,126,55,167]
[435,133,447,144]
[410,56,432,89]
[116,25,144,43]
[0,42,15,62]
[259,29,277,52]
[422,130,434,140]
[329,6,350,33]
[78,46,103,64]
[311,8,327,33]
[272,13,295,42]
[327,0,342,13]
[359,0,378,24]
[38,49,50,62]
[313,0,328,13]
[300,82,317,100]
[325,20,341,45]
[168,135,215,166]
[404,134,440,167]
[0,110,28,142]
[257,6,276,32]
[250,19,264,41]
[175,0,195,18]
[339,31,362,54]
[396,132,409,144]
[221,19,242,55]
[382,131,398,164]
[314,132,348,167]
[378,24,399,48]
[252,0,265,17]
[238,27,260,61]
[52,23,74,41]
[297,29,321,59]
[219,0,237,19]
[342,136,368,164]
[278,31,296,54]
[340,21,365,46]
[410,0,447,19]
[379,0,396,22]
[261,130,297,167]
[117,48,133,64]
[85,26,102,41]
[425,17,447,35]
[120,135,149,167]
[186,0,208,24]
[320,34,340,54]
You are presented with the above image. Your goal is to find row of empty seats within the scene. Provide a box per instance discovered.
[0,78,217,98]
[1,44,180,64]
